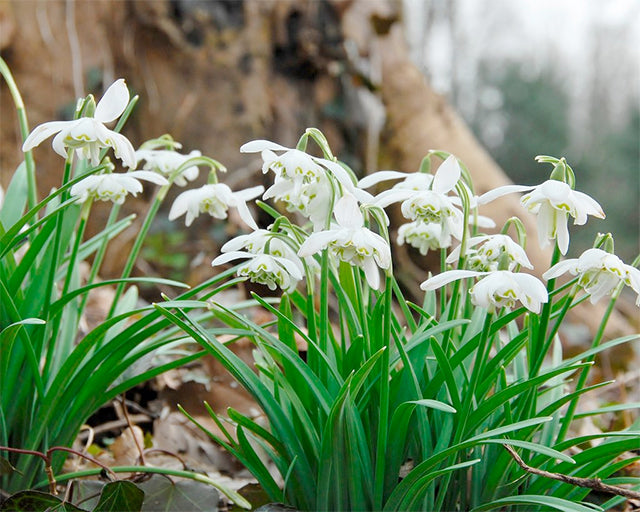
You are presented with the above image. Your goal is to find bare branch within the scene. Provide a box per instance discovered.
[502,444,640,501]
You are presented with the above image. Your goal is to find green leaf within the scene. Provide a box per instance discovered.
[482,438,575,463]
[0,490,88,512]
[138,477,219,512]
[94,481,144,512]
[0,161,28,229]
[410,399,457,414]
[571,402,640,419]
[469,494,602,512]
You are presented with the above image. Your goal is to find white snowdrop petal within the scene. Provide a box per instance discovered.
[432,155,461,194]
[240,140,289,153]
[94,79,130,123]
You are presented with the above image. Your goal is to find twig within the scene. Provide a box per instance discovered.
[76,415,152,440]
[120,395,146,466]
[502,444,640,500]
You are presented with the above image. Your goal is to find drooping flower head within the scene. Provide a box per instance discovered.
[397,221,451,255]
[70,171,168,205]
[478,179,605,255]
[240,140,369,230]
[212,251,304,293]
[543,248,640,305]
[447,234,533,272]
[168,183,264,228]
[136,148,202,186]
[421,269,548,314]
[22,79,136,168]
[298,193,391,289]
[361,155,466,241]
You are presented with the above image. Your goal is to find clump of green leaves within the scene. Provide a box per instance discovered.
[157,131,640,511]
[0,58,248,509]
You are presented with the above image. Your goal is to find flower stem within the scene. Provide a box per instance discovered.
[373,276,393,510]
[0,57,37,209]
[79,204,121,313]
[556,285,620,443]
[435,311,493,510]
[42,157,74,325]
[44,201,92,374]
[107,184,169,321]
[532,244,562,370]
[531,286,577,375]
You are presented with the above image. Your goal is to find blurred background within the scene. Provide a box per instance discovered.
[0,0,638,275]
[404,0,639,262]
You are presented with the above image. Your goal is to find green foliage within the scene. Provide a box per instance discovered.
[0,490,87,512]
[0,60,247,509]
[155,136,640,510]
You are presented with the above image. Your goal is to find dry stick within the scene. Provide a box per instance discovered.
[120,395,146,466]
[77,415,152,439]
[502,444,640,501]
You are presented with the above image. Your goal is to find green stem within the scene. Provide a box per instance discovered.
[531,287,578,375]
[44,201,92,375]
[107,185,169,320]
[79,204,121,314]
[373,276,393,509]
[42,157,74,325]
[532,244,562,370]
[436,311,493,510]
[556,286,620,443]
[317,250,330,384]
[0,57,37,209]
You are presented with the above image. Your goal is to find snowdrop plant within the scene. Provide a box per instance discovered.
[155,129,640,511]
[0,62,249,507]
[3,57,636,510]
[22,78,137,168]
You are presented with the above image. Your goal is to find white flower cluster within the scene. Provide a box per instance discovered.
[23,79,264,229]
[213,141,392,290]
[23,79,639,308]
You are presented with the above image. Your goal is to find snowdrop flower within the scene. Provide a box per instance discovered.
[241,140,357,190]
[364,155,465,241]
[22,79,136,168]
[221,227,318,271]
[136,149,202,186]
[543,248,640,305]
[70,171,168,204]
[397,221,451,255]
[478,180,605,255]
[168,183,264,228]
[421,269,548,314]
[241,139,371,229]
[221,228,278,254]
[264,168,335,229]
[212,251,303,293]
[298,193,391,289]
[447,234,533,272]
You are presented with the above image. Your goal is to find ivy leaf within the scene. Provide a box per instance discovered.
[94,481,144,512]
[138,476,219,511]
[73,477,219,511]
[0,490,87,511]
